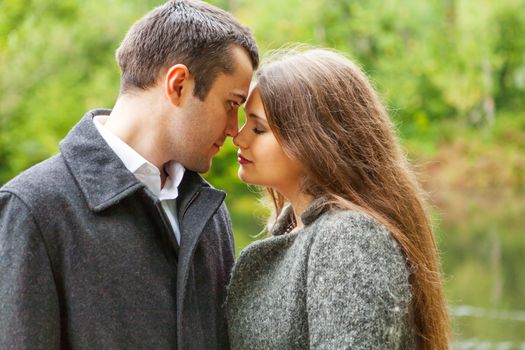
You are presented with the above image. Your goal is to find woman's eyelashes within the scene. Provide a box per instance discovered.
[242,111,267,134]
[252,125,265,134]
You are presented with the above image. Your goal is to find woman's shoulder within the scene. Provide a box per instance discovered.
[308,209,408,272]
[312,209,393,243]
[304,209,414,349]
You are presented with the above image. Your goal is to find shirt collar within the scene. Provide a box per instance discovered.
[93,115,185,200]
[157,161,185,200]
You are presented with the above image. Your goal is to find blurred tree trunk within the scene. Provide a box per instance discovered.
[444,0,456,27]
[482,60,495,126]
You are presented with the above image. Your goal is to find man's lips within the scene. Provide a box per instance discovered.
[237,152,253,165]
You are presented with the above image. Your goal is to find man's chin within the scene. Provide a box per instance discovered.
[187,159,212,174]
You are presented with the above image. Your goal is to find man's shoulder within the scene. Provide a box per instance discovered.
[1,153,73,206]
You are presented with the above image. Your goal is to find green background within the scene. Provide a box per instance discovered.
[1,0,524,348]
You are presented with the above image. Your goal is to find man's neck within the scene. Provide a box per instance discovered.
[105,91,168,171]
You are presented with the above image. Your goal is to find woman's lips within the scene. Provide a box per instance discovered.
[237,153,253,165]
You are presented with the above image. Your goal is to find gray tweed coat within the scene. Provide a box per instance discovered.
[0,109,235,350]
[226,200,417,349]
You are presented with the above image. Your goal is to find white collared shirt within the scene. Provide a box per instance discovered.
[93,116,185,243]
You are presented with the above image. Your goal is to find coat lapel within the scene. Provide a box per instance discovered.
[60,109,145,212]
[175,172,226,347]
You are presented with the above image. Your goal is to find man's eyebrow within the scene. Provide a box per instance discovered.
[231,92,247,104]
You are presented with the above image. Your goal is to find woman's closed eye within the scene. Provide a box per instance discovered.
[252,126,265,134]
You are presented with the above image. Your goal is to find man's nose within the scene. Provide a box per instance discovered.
[225,113,239,138]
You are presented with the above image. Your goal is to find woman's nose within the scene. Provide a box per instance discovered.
[233,126,247,148]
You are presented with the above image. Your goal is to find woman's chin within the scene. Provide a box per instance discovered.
[237,169,258,186]
[237,169,248,183]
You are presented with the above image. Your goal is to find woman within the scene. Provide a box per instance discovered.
[227,48,450,349]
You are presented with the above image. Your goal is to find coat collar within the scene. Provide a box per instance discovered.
[60,109,226,213]
[271,196,328,236]
[60,109,145,212]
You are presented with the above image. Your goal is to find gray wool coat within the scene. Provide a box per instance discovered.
[0,109,235,350]
[226,200,418,349]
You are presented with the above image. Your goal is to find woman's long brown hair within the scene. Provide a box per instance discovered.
[256,47,450,349]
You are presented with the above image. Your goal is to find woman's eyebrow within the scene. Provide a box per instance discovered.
[248,112,268,123]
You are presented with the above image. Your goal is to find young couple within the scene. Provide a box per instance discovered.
[0,0,449,349]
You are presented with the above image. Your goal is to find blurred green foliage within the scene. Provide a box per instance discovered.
[2,0,524,181]
[2,0,525,182]
[1,0,525,345]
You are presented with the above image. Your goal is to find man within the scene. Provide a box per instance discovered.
[0,0,258,349]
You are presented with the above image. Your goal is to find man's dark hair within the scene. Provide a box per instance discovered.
[116,0,259,100]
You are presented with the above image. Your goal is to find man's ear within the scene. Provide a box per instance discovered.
[165,64,191,106]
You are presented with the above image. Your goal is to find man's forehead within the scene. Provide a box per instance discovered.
[212,71,251,98]
[228,46,255,91]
